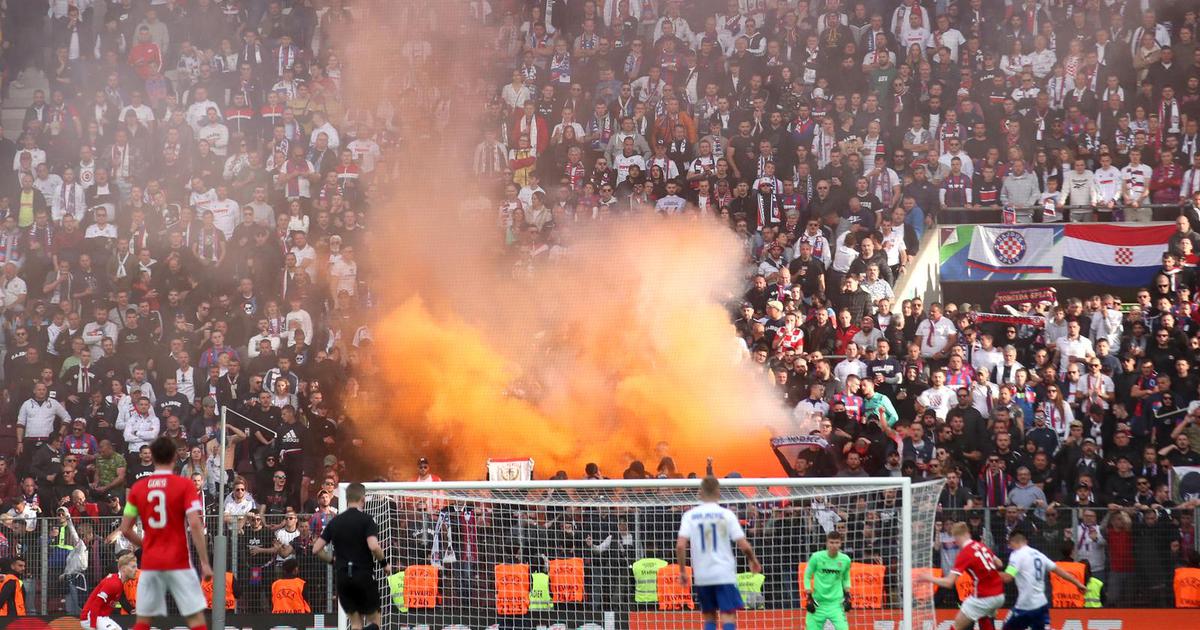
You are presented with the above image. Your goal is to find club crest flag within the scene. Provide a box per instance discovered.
[1060,224,1174,286]
[487,458,534,481]
[966,226,1057,274]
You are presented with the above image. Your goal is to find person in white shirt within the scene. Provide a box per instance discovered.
[1181,153,1200,199]
[1053,320,1094,372]
[247,318,282,359]
[675,476,761,626]
[971,333,1004,377]
[289,231,317,280]
[916,370,956,420]
[308,112,340,149]
[834,344,869,384]
[1028,35,1057,80]
[206,185,239,239]
[1090,152,1122,220]
[613,137,647,184]
[938,141,974,178]
[1120,148,1153,221]
[175,351,196,403]
[925,15,965,61]
[197,109,230,157]
[916,303,957,360]
[121,396,159,453]
[52,167,86,224]
[185,86,221,134]
[1000,530,1085,622]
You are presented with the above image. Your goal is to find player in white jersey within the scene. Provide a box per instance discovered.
[676,476,762,630]
[1000,530,1085,630]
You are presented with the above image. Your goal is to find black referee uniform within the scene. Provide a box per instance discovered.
[321,506,383,615]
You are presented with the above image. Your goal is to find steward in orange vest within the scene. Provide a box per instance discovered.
[0,556,28,616]
[202,572,238,610]
[272,559,312,614]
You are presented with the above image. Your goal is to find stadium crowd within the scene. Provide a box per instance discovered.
[475,0,1200,612]
[0,0,1195,619]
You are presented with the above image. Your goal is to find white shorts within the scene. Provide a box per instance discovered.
[136,568,207,617]
[81,617,121,630]
[960,594,1005,621]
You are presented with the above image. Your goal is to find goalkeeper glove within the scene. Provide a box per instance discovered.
[843,596,853,611]
[805,598,816,613]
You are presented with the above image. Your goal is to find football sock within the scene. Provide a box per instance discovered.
[133,624,151,630]
[722,623,737,630]
[703,622,717,630]
[978,617,995,630]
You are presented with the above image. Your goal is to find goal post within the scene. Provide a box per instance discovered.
[337,477,944,630]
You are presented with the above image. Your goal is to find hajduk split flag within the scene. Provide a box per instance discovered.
[1060,224,1174,286]
[966,226,1057,274]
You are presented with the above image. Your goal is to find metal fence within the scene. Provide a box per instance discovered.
[932,505,1200,609]
[5,514,335,615]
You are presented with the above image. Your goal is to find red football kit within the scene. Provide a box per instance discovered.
[952,539,1005,598]
[124,471,203,570]
[80,573,124,624]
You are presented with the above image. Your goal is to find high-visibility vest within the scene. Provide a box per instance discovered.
[1050,561,1086,608]
[271,577,311,613]
[529,572,553,610]
[549,557,585,603]
[631,558,668,603]
[849,563,885,609]
[124,570,140,611]
[656,564,694,610]
[202,572,237,609]
[912,568,941,601]
[737,572,765,609]
[387,571,408,613]
[1085,577,1104,608]
[53,526,74,551]
[405,565,439,609]
[955,571,974,603]
[1174,567,1200,607]
[0,575,23,615]
[495,563,530,615]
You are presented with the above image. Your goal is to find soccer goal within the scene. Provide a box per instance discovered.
[337,477,944,630]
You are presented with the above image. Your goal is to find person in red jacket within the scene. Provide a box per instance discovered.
[1150,148,1184,204]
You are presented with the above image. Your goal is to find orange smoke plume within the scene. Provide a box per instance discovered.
[336,2,793,479]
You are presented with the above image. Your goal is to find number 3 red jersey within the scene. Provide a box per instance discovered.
[80,573,123,622]
[951,540,1004,598]
[124,471,203,570]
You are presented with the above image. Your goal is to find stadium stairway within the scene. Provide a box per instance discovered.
[1,68,50,139]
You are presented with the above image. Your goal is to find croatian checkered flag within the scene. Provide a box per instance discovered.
[1002,204,1017,224]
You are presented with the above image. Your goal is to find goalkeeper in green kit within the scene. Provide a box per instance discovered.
[803,531,852,630]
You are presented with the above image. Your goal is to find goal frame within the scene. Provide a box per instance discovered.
[339,477,931,630]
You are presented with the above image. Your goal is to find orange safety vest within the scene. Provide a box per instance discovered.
[202,572,237,609]
[0,574,23,616]
[656,564,694,610]
[123,570,140,612]
[912,568,941,601]
[1175,567,1200,607]
[494,564,530,615]
[955,571,974,603]
[1051,561,1086,608]
[548,558,585,603]
[271,577,312,613]
[849,563,885,608]
[405,565,439,609]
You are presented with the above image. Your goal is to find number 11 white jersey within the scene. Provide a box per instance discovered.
[1006,545,1056,610]
[678,502,746,586]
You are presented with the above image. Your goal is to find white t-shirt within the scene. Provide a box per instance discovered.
[677,502,745,586]
[917,385,955,419]
[916,316,957,357]
[1054,335,1093,372]
[1006,545,1055,610]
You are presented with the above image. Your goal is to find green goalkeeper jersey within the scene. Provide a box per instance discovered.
[804,550,851,603]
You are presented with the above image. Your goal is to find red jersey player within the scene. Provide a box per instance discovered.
[918,521,1006,630]
[80,553,139,630]
[118,437,213,630]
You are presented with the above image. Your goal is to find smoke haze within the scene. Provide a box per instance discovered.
[340,2,793,479]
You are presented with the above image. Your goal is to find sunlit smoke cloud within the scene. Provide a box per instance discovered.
[339,1,793,479]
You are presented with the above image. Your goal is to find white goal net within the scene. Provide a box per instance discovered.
[338,478,943,630]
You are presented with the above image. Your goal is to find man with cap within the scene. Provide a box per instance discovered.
[762,300,786,347]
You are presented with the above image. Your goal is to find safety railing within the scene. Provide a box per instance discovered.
[938,203,1182,225]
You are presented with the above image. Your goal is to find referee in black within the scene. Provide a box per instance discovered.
[312,482,390,630]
